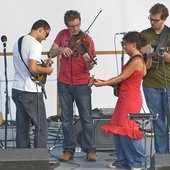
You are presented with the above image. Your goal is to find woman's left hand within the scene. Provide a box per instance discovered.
[94,79,105,87]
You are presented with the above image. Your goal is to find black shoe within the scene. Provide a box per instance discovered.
[108,162,129,169]
[48,161,60,170]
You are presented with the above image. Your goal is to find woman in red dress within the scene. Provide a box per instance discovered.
[94,31,147,170]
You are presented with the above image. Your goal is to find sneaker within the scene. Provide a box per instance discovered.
[108,163,129,169]
[58,151,73,162]
[131,165,150,170]
[131,168,143,170]
[86,152,97,162]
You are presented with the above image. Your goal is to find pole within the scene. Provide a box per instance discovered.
[160,48,170,153]
[1,35,9,149]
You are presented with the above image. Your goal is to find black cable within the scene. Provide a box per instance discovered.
[48,146,82,170]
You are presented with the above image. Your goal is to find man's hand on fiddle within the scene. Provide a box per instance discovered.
[83,53,91,62]
[60,47,73,57]
[83,53,94,70]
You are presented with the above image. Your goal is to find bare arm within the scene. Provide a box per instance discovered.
[49,42,73,58]
[28,59,53,75]
[94,58,145,87]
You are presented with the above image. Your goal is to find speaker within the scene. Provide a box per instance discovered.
[150,154,170,170]
[74,117,115,151]
[0,148,49,170]
[93,118,115,151]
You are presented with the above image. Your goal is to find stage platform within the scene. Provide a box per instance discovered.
[0,118,160,170]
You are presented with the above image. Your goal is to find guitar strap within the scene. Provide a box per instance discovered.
[18,36,39,84]
[125,54,143,66]
[18,36,47,99]
[18,36,29,73]
[156,25,170,51]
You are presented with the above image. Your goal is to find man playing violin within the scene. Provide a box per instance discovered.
[141,3,170,154]
[49,10,97,162]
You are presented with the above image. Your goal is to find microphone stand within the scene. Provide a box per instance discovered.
[114,32,126,75]
[160,48,170,153]
[2,37,9,149]
[121,42,125,69]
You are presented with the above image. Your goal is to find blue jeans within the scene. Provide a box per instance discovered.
[143,87,170,153]
[114,134,145,168]
[58,82,95,154]
[12,89,47,148]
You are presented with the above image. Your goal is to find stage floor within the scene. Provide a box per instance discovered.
[0,119,155,170]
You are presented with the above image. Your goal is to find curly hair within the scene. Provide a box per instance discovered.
[123,31,147,50]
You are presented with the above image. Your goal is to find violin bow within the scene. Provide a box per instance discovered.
[84,10,102,34]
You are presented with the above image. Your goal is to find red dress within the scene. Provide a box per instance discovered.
[100,67,144,139]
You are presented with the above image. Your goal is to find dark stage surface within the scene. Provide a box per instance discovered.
[0,117,164,170]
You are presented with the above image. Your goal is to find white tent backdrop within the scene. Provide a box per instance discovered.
[0,0,170,119]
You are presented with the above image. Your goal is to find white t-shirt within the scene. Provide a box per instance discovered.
[12,35,42,92]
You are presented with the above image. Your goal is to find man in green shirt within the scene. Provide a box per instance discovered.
[142,3,170,154]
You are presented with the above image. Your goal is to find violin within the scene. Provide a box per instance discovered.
[69,10,102,65]
[70,31,97,65]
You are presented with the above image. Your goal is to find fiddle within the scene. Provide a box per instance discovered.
[70,31,97,65]
[69,10,102,65]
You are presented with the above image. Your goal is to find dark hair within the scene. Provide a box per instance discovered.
[31,19,51,31]
[64,10,81,26]
[149,3,169,20]
[123,31,147,50]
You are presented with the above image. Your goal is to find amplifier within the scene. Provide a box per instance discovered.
[74,117,115,151]
[100,108,114,119]
[93,118,115,151]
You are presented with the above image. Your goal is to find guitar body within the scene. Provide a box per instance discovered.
[141,44,160,70]
[113,84,119,97]
[142,44,170,70]
[35,53,52,85]
[37,73,47,85]
[145,57,159,70]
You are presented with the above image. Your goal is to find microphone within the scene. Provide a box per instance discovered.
[1,35,7,48]
[1,35,7,43]
[115,32,126,35]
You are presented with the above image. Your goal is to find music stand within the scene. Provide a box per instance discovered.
[128,113,159,170]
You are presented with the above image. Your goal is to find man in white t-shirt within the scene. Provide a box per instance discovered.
[12,19,53,148]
